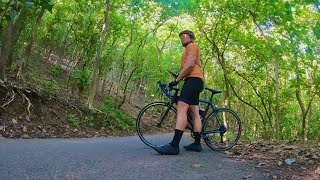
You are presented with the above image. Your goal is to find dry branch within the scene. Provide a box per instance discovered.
[0,80,34,119]
[1,90,15,109]
[19,91,33,118]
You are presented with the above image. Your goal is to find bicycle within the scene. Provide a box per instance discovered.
[136,75,242,151]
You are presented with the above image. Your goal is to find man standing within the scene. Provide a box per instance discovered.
[154,30,204,155]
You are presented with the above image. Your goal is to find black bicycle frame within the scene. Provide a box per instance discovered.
[157,81,226,136]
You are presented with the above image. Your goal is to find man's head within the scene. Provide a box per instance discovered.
[179,30,195,47]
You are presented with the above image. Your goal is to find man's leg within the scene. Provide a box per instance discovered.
[184,105,202,152]
[189,105,201,132]
[170,101,189,147]
[175,101,189,130]
[153,101,189,155]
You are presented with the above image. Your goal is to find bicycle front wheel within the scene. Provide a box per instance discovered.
[203,108,241,151]
[136,102,177,148]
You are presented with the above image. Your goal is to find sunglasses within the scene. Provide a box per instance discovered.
[180,34,189,39]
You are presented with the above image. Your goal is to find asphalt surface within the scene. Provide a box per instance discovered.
[0,135,268,180]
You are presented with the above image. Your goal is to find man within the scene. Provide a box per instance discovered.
[154,30,204,155]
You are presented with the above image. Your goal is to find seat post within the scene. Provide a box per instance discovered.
[209,92,214,102]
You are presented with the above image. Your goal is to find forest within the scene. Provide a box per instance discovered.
[0,0,319,141]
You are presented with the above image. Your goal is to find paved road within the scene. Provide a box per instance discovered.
[0,135,267,180]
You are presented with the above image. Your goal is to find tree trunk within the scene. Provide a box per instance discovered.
[128,87,134,104]
[0,0,14,37]
[274,55,280,140]
[201,27,234,109]
[118,67,137,108]
[0,21,14,81]
[17,8,46,78]
[220,55,230,108]
[8,7,28,66]
[292,47,306,139]
[116,24,134,97]
[86,0,110,109]
[249,10,280,140]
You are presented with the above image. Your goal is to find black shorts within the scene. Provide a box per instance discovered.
[179,77,204,105]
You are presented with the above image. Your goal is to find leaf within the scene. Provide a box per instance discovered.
[284,145,298,150]
[315,167,320,175]
[12,118,18,124]
[6,12,16,21]
[313,23,320,39]
[42,1,54,13]
[26,1,34,8]
[23,126,27,133]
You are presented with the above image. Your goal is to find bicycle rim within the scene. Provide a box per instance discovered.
[136,102,177,148]
[203,108,242,151]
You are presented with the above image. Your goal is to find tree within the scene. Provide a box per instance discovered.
[86,0,110,109]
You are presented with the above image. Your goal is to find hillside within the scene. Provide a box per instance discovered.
[0,55,136,139]
[0,57,319,179]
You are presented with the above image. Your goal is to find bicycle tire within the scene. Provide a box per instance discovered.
[202,108,242,151]
[136,102,177,148]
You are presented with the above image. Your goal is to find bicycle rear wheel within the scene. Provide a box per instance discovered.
[202,108,241,151]
[136,102,177,148]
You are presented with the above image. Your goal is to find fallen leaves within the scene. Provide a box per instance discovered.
[225,140,320,179]
[12,118,18,124]
[283,145,298,150]
[315,167,320,175]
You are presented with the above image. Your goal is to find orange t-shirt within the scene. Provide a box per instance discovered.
[180,43,204,80]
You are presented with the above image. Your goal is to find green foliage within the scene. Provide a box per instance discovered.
[77,98,135,131]
[154,0,200,15]
[101,98,135,130]
[25,0,54,12]
[41,1,54,13]
[67,114,80,129]
[246,135,256,142]
[314,22,320,39]
[42,79,60,96]
[50,65,61,77]
[26,2,34,8]
[1,0,319,141]
[70,67,90,90]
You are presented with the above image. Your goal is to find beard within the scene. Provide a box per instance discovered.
[182,40,192,47]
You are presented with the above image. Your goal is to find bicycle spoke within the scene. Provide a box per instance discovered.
[136,102,177,148]
[202,108,241,151]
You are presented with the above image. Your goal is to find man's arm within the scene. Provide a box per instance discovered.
[176,54,196,82]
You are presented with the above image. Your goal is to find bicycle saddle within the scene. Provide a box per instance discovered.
[204,88,222,94]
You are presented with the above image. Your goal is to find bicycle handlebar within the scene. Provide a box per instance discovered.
[168,70,178,79]
[157,81,175,99]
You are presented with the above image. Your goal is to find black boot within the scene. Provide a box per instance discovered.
[184,142,202,152]
[184,132,202,152]
[154,143,179,155]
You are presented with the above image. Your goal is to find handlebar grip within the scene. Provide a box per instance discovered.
[159,83,168,88]
[168,70,178,78]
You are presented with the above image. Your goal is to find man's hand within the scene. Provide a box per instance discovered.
[168,80,179,87]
